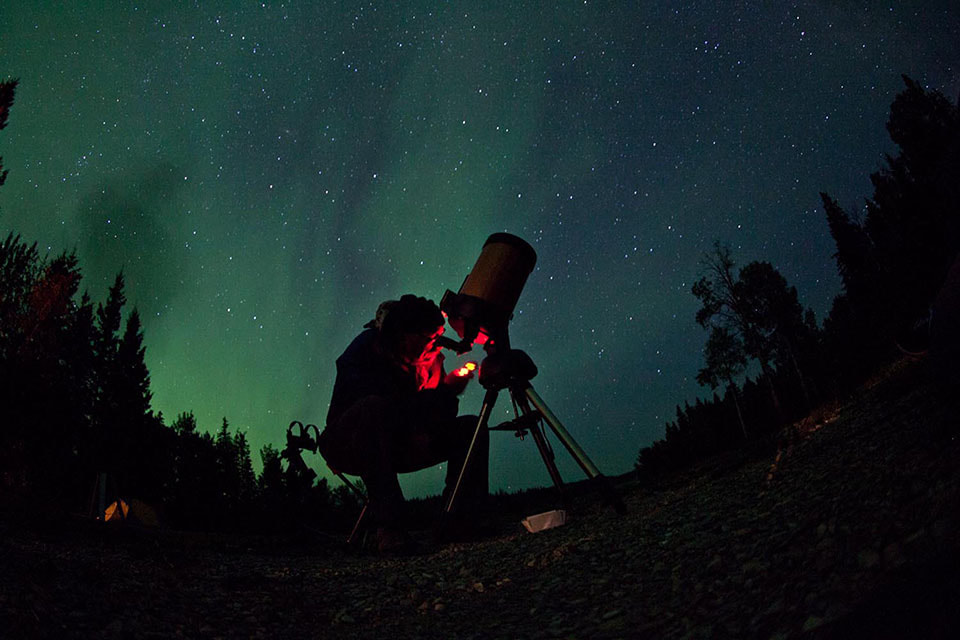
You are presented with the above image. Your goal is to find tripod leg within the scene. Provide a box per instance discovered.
[444,388,498,515]
[514,393,567,496]
[523,385,627,515]
[523,386,601,477]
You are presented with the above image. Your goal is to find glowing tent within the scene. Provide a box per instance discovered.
[103,499,129,521]
[103,498,160,526]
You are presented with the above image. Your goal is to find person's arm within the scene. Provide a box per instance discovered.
[417,351,445,390]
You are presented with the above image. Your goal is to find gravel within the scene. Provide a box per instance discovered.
[3,360,958,639]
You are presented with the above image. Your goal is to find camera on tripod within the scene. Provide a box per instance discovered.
[438,233,625,519]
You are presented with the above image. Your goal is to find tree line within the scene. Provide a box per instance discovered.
[0,79,362,532]
[636,76,960,482]
[0,232,364,532]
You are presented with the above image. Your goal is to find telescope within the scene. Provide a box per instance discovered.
[440,233,625,518]
[439,232,537,352]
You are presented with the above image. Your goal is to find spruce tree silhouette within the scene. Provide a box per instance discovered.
[823,76,960,346]
[0,78,17,188]
[91,273,128,495]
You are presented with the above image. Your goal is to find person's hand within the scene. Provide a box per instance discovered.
[443,362,476,395]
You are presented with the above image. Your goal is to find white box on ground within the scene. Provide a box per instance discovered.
[521,509,567,533]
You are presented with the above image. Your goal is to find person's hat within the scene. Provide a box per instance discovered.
[367,295,443,342]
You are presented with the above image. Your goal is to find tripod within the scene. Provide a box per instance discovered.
[443,347,626,517]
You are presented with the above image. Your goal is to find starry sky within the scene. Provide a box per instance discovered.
[2,2,958,497]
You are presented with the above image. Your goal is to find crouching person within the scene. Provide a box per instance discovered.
[317,295,489,553]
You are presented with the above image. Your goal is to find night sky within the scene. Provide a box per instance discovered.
[2,2,958,497]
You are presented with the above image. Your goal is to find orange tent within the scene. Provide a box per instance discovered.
[103,498,159,526]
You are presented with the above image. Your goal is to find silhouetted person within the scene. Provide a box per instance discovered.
[317,295,488,553]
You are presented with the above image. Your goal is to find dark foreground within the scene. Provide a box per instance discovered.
[3,359,959,639]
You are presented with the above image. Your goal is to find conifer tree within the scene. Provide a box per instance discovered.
[172,411,198,435]
[67,292,98,435]
[95,273,126,373]
[117,308,152,421]
[0,78,17,188]
[91,273,127,479]
[820,193,877,309]
[0,234,40,354]
[233,430,257,508]
[215,417,237,498]
[258,444,284,495]
[864,77,959,332]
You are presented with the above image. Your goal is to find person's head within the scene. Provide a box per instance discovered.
[375,294,445,364]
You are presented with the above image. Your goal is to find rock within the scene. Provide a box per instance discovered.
[707,554,723,571]
[764,599,785,616]
[857,549,880,569]
[802,615,824,632]
[882,542,905,568]
[741,560,765,574]
[334,609,355,624]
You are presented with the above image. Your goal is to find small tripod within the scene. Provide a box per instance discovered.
[443,345,626,516]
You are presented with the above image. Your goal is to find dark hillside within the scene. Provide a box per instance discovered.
[2,358,958,639]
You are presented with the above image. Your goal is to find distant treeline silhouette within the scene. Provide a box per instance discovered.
[0,237,365,531]
[0,78,361,532]
[636,76,960,483]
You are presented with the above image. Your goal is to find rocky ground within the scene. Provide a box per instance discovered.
[2,358,959,639]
